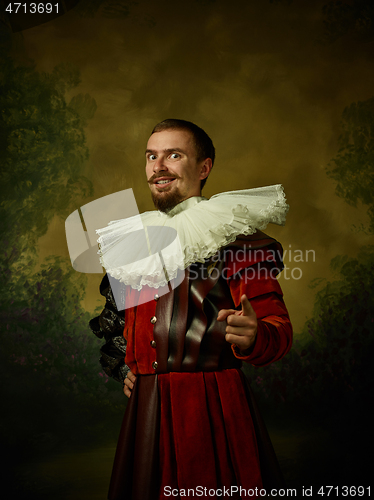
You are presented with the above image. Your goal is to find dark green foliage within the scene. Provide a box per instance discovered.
[327,96,374,233]
[0,57,125,461]
[0,58,96,414]
[0,57,93,257]
[244,245,374,416]
[0,257,125,455]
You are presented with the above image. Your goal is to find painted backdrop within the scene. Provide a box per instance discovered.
[1,0,373,498]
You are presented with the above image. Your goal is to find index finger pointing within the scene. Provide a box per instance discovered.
[241,295,256,317]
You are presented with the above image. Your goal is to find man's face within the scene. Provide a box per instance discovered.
[145,129,211,212]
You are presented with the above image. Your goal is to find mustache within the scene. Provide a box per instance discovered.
[148,173,180,184]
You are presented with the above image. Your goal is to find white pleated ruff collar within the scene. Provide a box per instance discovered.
[96,185,289,290]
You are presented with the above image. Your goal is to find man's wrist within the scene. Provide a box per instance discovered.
[233,331,257,358]
[238,343,255,356]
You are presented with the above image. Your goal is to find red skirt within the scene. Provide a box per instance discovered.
[108,369,284,500]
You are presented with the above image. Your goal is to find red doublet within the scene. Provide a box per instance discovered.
[107,234,293,500]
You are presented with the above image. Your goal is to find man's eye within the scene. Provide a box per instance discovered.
[148,154,157,161]
[170,153,180,159]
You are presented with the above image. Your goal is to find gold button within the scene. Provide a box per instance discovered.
[150,316,157,324]
[154,294,159,301]
[150,340,157,348]
[152,361,158,370]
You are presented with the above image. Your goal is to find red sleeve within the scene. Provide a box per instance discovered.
[227,258,293,367]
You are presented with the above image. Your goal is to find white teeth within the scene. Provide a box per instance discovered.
[156,179,173,184]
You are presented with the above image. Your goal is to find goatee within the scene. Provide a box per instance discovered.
[151,189,185,213]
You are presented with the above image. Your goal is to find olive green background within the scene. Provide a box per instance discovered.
[28,0,373,331]
[1,1,373,498]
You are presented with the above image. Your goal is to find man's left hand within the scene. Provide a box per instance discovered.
[217,294,258,352]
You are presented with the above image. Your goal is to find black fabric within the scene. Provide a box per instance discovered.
[89,274,129,383]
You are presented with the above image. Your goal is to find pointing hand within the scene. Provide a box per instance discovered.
[217,294,257,352]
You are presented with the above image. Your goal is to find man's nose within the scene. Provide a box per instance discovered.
[154,156,167,172]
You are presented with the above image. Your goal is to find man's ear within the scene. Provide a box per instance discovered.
[200,158,213,180]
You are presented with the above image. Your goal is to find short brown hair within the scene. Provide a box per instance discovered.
[151,119,215,190]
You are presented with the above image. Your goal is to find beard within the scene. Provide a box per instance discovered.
[150,187,185,213]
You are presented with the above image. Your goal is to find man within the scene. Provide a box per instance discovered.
[90,119,292,500]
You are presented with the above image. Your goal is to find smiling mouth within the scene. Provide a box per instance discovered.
[154,178,176,187]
